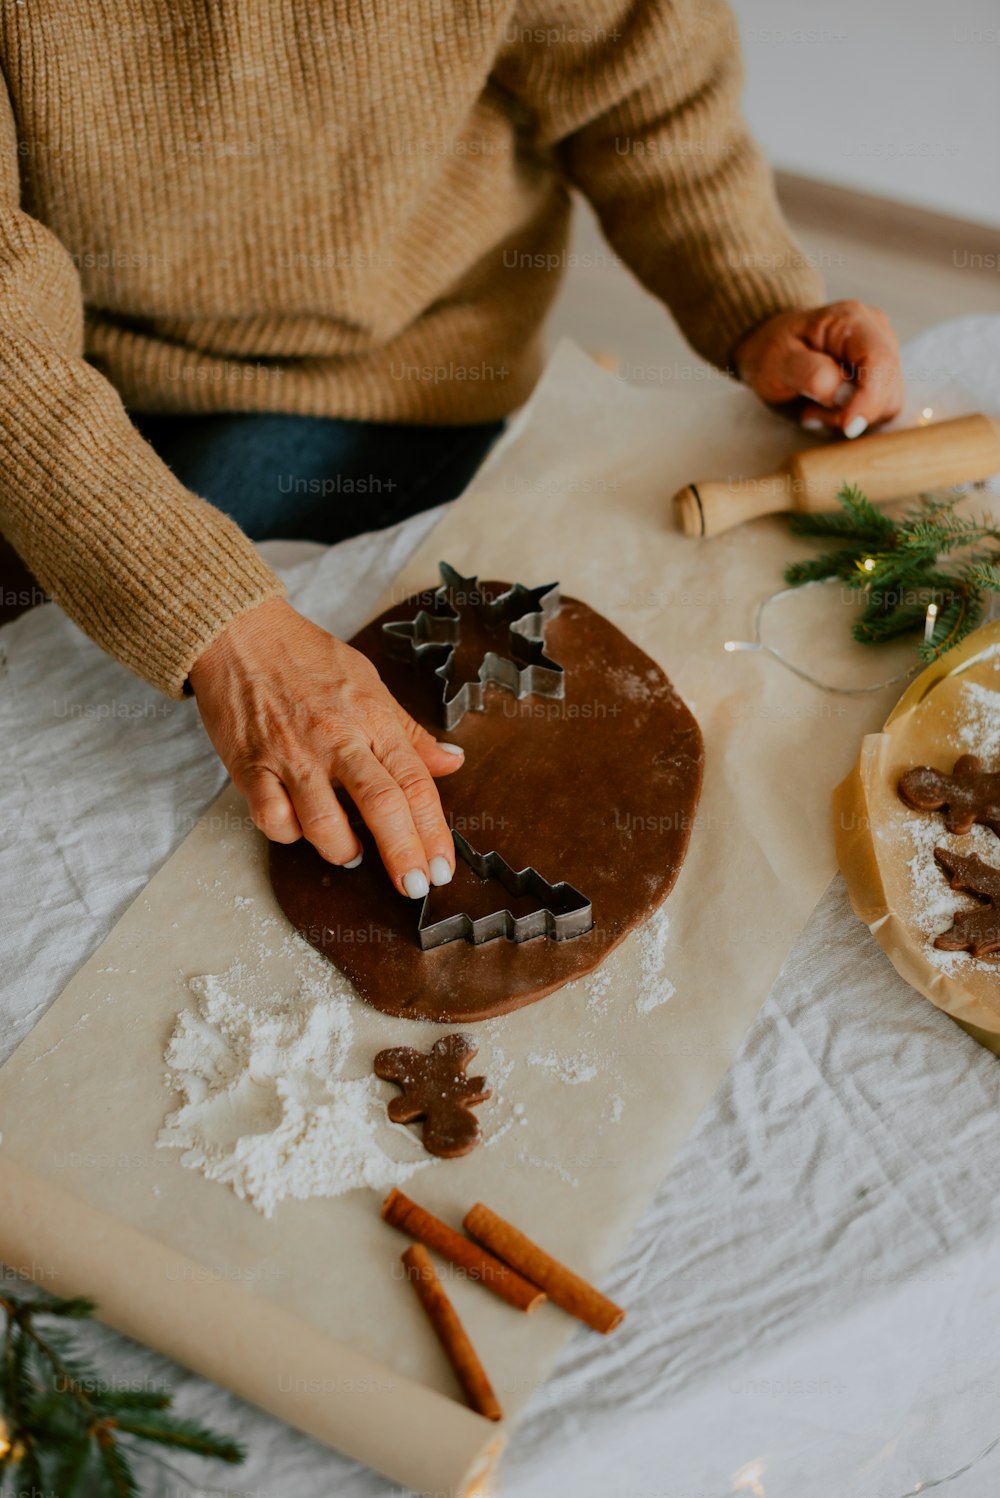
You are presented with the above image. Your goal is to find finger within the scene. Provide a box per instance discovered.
[336,741,436,898]
[837,344,905,435]
[236,765,303,845]
[282,764,364,866]
[782,346,846,409]
[740,337,844,407]
[805,303,904,435]
[390,700,466,778]
[377,735,456,886]
[799,401,844,434]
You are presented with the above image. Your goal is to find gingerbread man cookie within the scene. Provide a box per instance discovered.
[898,753,1000,837]
[374,1034,490,1158]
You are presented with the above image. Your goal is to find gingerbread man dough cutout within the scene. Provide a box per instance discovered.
[373,1034,490,1157]
[898,754,1000,836]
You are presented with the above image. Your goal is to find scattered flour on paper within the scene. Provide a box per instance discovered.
[516,1151,580,1187]
[479,1041,525,1148]
[635,906,675,1013]
[584,964,614,1015]
[526,1050,598,1085]
[158,965,428,1218]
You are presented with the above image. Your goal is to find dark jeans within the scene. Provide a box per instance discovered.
[131,410,505,545]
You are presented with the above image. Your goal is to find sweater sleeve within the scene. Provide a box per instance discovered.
[0,90,284,699]
[494,0,826,371]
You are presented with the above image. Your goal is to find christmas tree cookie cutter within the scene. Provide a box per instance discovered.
[382,561,565,729]
[417,830,593,950]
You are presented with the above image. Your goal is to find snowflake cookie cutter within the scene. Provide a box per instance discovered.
[417,830,593,951]
[382,561,565,730]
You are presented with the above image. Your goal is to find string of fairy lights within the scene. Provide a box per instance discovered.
[722,578,927,695]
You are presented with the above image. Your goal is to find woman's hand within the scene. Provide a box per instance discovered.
[733,300,904,438]
[188,596,464,899]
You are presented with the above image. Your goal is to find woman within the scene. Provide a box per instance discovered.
[0,1,902,897]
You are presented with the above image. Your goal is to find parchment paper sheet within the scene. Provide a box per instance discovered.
[835,619,1000,1053]
[0,342,929,1495]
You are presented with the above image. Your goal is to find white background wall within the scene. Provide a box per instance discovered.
[728,0,1000,228]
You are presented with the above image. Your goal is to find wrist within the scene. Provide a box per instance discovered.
[188,595,293,694]
[730,312,780,381]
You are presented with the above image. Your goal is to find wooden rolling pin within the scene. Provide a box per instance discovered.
[673,414,1000,538]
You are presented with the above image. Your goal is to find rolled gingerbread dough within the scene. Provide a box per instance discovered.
[268,582,703,1021]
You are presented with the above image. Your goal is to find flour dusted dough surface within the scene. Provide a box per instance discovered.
[269,584,704,1021]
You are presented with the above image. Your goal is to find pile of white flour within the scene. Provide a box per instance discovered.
[158,965,428,1218]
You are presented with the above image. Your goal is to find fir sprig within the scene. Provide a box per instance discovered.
[0,1288,245,1497]
[785,483,1000,661]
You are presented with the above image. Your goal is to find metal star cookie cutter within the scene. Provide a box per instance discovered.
[417,830,593,951]
[383,561,565,729]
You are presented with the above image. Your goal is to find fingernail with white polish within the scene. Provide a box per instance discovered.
[437,741,464,756]
[343,852,363,869]
[429,856,453,887]
[403,868,430,899]
[844,415,868,440]
[834,380,855,408]
[801,417,825,433]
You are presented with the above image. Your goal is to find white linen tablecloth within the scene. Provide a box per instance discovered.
[5,318,1000,1498]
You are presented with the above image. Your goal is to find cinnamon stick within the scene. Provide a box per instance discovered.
[463,1202,625,1334]
[402,1244,503,1422]
[382,1189,545,1314]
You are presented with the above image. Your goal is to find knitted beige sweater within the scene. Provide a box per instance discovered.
[0,1,823,697]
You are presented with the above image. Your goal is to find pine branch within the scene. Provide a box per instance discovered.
[920,588,984,660]
[24,1295,97,1320]
[20,1320,103,1415]
[114,1412,245,1463]
[0,1290,245,1497]
[785,482,1000,663]
[785,547,863,584]
[51,1435,94,1495]
[93,1390,172,1413]
[24,1388,87,1441]
[12,1443,45,1494]
[95,1429,141,1498]
[788,509,890,542]
[852,598,928,645]
[840,481,899,538]
[967,560,1000,592]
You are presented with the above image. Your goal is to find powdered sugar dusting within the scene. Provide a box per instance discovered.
[897,676,1000,975]
[158,966,428,1217]
[956,679,1000,761]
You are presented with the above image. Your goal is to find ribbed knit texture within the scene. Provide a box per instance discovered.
[0,0,823,696]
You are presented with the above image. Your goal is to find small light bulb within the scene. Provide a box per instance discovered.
[0,1420,12,1459]
[862,557,876,573]
[921,406,934,423]
[924,600,939,643]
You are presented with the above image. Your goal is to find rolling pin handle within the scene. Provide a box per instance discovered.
[672,415,1000,538]
[674,473,794,538]
[673,484,705,538]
